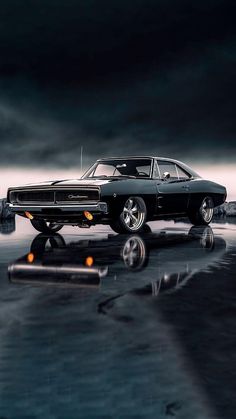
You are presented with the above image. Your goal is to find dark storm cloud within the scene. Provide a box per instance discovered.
[0,0,235,167]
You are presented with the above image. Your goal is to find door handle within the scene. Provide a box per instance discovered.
[182,185,189,190]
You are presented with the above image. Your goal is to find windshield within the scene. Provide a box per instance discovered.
[83,159,152,179]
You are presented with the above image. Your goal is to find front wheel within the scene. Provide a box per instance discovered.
[110,196,147,234]
[30,219,63,233]
[188,196,214,226]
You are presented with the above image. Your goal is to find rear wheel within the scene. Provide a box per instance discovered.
[110,196,147,234]
[188,196,214,226]
[30,219,63,233]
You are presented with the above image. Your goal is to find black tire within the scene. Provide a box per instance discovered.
[30,219,63,233]
[30,233,66,255]
[188,196,214,226]
[110,196,147,234]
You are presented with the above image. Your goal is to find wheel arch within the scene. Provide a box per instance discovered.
[188,192,224,212]
[102,193,154,220]
[100,180,157,221]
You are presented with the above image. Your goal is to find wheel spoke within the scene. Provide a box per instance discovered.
[125,215,131,226]
[130,241,138,251]
[130,213,138,223]
[126,199,133,210]
[125,241,131,252]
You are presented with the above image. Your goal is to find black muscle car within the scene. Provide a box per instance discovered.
[7,156,227,233]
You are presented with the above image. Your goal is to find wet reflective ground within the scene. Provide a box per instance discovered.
[0,217,236,418]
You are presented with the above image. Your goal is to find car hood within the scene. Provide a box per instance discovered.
[9,177,129,189]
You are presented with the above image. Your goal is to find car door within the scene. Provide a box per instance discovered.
[155,160,191,214]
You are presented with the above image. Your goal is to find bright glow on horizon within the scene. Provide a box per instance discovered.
[0,164,235,201]
[194,164,235,201]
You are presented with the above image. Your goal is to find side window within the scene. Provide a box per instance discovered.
[136,165,151,177]
[158,161,178,180]
[176,165,190,180]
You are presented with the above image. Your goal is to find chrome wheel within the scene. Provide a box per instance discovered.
[200,197,214,224]
[122,236,146,270]
[122,198,145,231]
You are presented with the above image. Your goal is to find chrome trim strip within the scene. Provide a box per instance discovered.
[7,202,108,213]
[8,186,101,191]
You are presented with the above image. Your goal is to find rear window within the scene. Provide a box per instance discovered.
[158,162,178,180]
[156,161,191,180]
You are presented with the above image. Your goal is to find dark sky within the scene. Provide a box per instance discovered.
[0,0,235,167]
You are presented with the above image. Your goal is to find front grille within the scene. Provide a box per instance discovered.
[55,189,99,203]
[10,188,100,204]
[17,191,54,203]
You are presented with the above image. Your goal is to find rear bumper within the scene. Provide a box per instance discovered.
[7,202,108,214]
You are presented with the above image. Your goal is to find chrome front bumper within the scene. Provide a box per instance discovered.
[7,202,108,213]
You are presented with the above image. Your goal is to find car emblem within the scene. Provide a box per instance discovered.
[68,194,88,199]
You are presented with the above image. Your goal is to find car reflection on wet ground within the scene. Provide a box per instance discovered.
[0,217,236,418]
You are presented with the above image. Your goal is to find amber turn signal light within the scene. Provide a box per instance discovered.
[85,256,94,267]
[27,253,35,263]
[25,211,34,220]
[84,211,93,221]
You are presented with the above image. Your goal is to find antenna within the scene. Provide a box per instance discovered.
[80,146,83,174]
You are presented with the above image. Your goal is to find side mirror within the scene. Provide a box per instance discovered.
[162,171,170,181]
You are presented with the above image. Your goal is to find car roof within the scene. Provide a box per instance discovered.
[97,156,154,160]
[98,156,184,161]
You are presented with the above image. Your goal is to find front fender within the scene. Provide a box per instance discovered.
[100,179,157,218]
